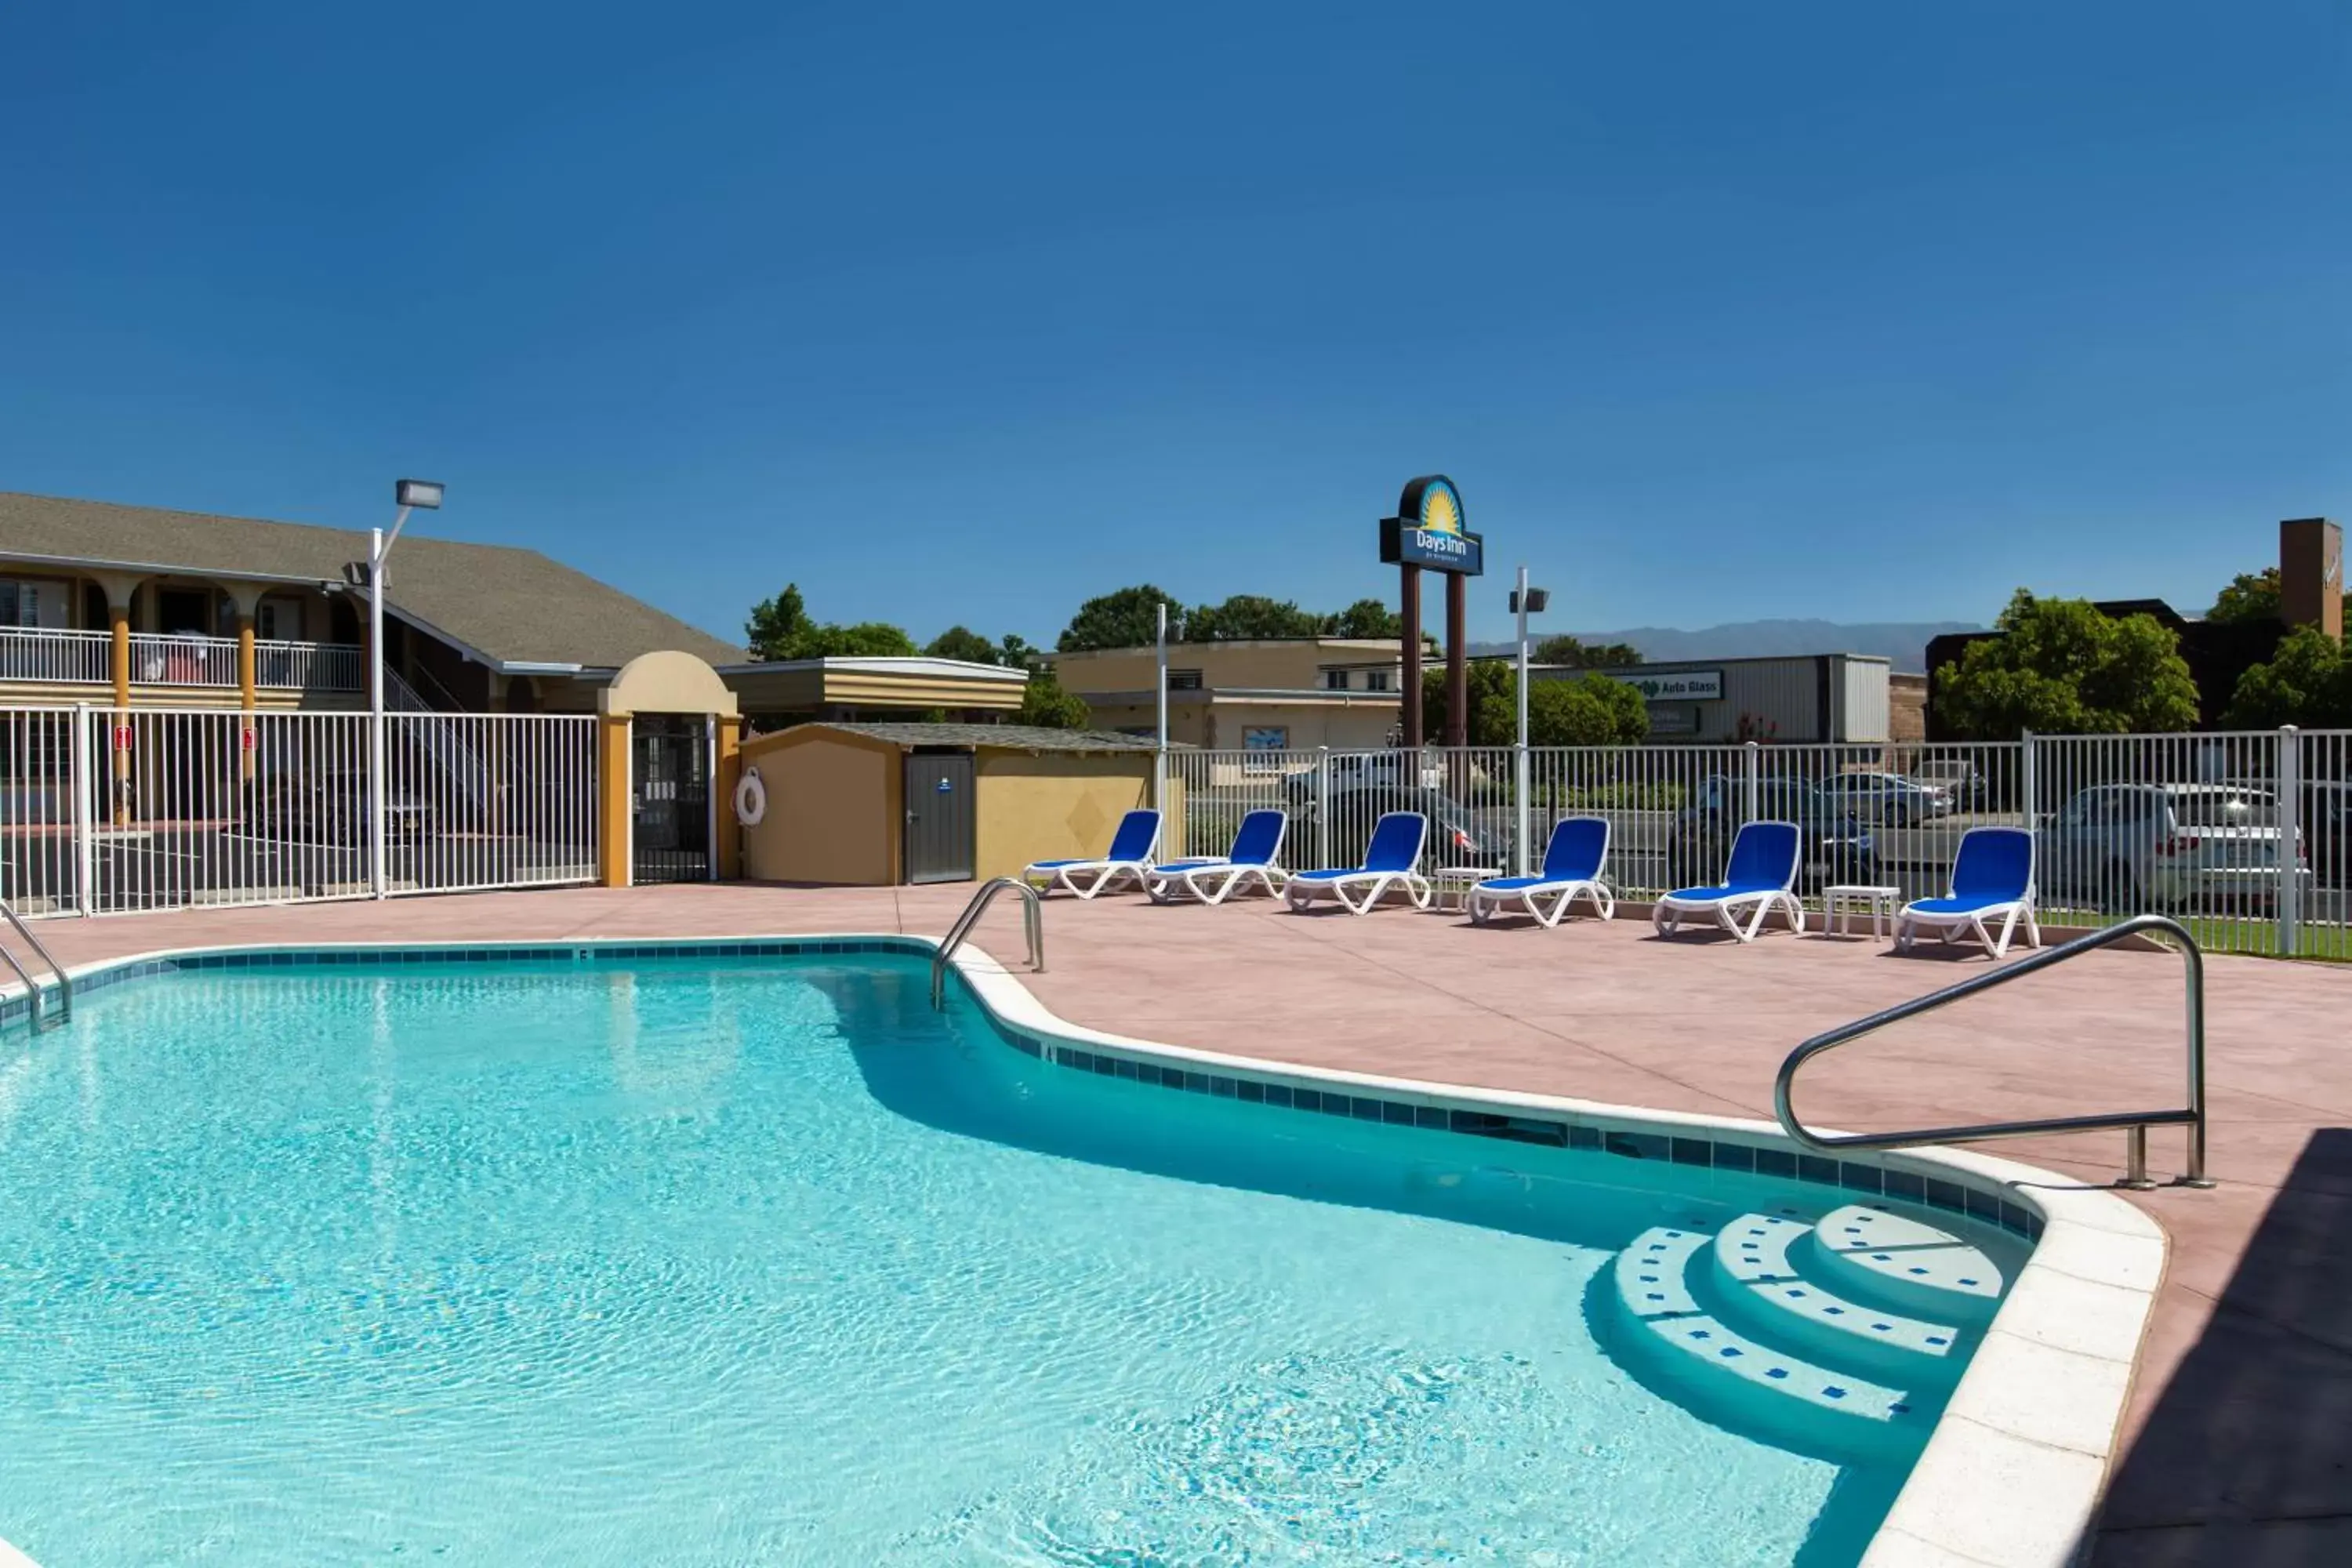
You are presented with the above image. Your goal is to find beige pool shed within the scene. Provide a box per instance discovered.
[735,723,1165,885]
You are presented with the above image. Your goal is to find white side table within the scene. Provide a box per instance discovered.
[1822,884,1904,941]
[1429,866,1502,913]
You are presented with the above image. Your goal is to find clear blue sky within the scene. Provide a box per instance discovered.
[4,2,2345,648]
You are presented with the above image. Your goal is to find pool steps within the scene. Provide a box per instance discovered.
[1610,1203,2007,1444]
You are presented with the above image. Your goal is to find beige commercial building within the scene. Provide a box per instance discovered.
[1050,637,1406,752]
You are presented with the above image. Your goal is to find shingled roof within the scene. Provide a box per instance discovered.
[0,491,745,672]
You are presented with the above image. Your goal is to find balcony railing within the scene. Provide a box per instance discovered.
[0,628,364,691]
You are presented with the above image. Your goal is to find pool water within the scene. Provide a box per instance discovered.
[0,954,1973,1565]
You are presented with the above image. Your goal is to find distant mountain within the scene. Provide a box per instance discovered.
[1471,619,1983,673]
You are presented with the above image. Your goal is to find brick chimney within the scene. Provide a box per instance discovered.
[2280,517,2343,641]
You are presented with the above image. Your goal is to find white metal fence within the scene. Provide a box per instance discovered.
[0,706,597,917]
[1163,728,2352,960]
[0,629,363,691]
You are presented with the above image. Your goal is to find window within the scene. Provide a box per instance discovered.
[1243,727,1290,750]
[0,581,38,627]
[1365,670,1391,691]
[2173,789,2277,829]
[1323,670,1349,691]
[1166,669,1203,691]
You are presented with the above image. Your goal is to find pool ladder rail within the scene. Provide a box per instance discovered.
[0,897,72,1035]
[931,876,1045,1010]
[1776,913,2212,1191]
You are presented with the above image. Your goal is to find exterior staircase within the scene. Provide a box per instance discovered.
[1606,1201,2011,1455]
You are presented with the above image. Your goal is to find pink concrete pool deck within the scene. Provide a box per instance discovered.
[20,883,2352,1565]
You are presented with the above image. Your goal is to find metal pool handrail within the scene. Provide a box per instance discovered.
[0,896,72,1034]
[931,876,1045,1010]
[1774,913,2212,1191]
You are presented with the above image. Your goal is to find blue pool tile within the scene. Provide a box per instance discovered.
[1210,1076,1237,1098]
[1966,1186,2004,1223]
[1711,1142,1756,1172]
[1292,1089,1323,1114]
[1923,1178,1969,1215]
[1755,1148,1797,1180]
[1566,1123,1601,1151]
[1112,1058,1138,1080]
[1381,1101,1414,1127]
[1881,1169,1926,1204]
[1839,1163,1884,1196]
[1262,1083,1293,1109]
[1670,1138,1711,1167]
[1606,1131,1668,1162]
[1796,1155,1841,1188]
[1349,1097,1385,1123]
[1236,1079,1265,1104]
[1413,1105,1446,1130]
[1186,1072,1214,1095]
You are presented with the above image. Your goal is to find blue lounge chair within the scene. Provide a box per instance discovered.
[1896,826,2040,958]
[1147,809,1290,905]
[1022,808,1161,899]
[1466,816,1614,927]
[1652,819,1804,942]
[1283,811,1430,915]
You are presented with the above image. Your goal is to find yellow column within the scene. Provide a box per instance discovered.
[714,716,742,880]
[237,613,258,780]
[597,713,633,887]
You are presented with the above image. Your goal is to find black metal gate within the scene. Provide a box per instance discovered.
[902,752,975,884]
[633,716,710,884]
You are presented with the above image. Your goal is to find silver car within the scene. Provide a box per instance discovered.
[1820,771,1951,824]
[2039,783,2302,912]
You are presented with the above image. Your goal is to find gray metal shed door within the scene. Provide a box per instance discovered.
[902,753,975,884]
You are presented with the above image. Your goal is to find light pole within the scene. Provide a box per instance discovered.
[369,479,443,898]
[1509,566,1549,875]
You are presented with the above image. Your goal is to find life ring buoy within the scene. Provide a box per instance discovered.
[734,768,768,826]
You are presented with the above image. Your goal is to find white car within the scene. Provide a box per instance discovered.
[2040,783,2304,912]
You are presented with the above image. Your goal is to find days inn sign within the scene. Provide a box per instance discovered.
[1378,475,1484,577]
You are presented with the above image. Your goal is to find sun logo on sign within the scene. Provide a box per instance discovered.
[1418,481,1464,536]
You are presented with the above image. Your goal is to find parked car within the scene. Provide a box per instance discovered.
[1913,757,1989,811]
[2303,782,2352,891]
[1666,776,1878,894]
[2038,783,2302,913]
[1311,784,1506,870]
[1281,752,1443,805]
[1819,771,1951,825]
[250,770,430,844]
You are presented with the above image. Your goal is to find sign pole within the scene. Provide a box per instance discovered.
[1443,571,1468,748]
[1399,566,1423,749]
[1515,564,1531,877]
[1154,601,1168,812]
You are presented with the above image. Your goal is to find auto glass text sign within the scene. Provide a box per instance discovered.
[1620,670,1723,703]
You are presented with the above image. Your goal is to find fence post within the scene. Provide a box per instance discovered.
[1743,741,1760,822]
[72,705,94,917]
[2279,725,2300,957]
[1514,739,1531,877]
[2020,730,2037,831]
[1315,746,1330,869]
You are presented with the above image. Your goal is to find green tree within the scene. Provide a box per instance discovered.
[1935,590,2199,739]
[1420,662,1648,746]
[2223,626,2352,728]
[1183,594,1323,641]
[800,621,918,657]
[1015,666,1092,729]
[1057,585,1183,652]
[1322,597,1404,638]
[2208,568,2281,625]
[745,583,814,660]
[999,633,1043,670]
[745,582,916,659]
[924,625,1003,664]
[1532,633,1643,669]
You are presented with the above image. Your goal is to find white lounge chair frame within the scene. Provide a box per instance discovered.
[1465,819,1615,928]
[1022,813,1162,900]
[1147,858,1290,905]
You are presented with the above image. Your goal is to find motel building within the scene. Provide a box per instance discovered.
[0,492,1034,890]
[1048,636,1410,752]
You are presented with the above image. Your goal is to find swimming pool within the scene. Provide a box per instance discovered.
[0,945,2037,1565]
